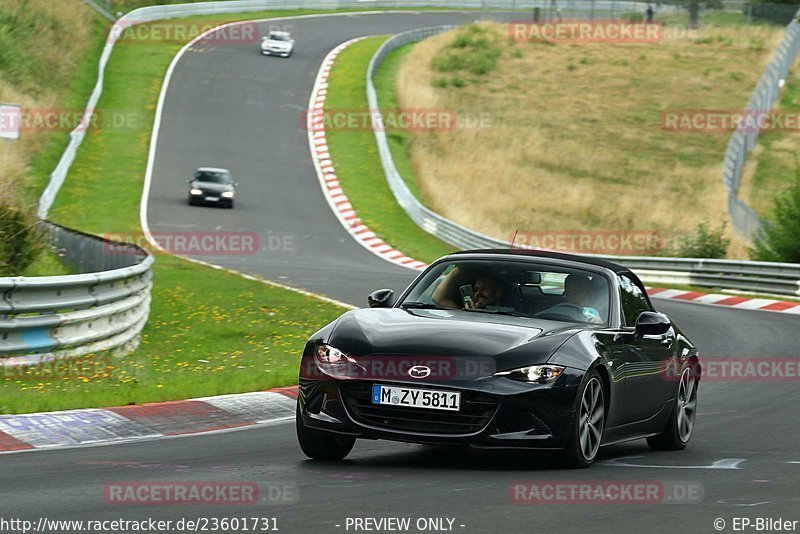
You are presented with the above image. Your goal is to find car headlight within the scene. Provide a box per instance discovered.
[495,364,565,383]
[221,191,234,198]
[190,188,203,195]
[315,344,352,364]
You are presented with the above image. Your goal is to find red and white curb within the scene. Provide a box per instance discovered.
[0,387,299,454]
[647,288,800,314]
[306,38,428,272]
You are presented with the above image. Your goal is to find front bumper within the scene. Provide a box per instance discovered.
[189,194,233,206]
[261,48,291,57]
[298,367,584,450]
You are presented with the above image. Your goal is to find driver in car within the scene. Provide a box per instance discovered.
[433,266,504,310]
[540,274,603,323]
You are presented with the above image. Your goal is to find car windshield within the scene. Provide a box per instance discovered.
[194,171,231,184]
[269,33,289,41]
[400,259,611,326]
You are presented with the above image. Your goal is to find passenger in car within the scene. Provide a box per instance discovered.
[589,276,609,322]
[432,266,504,310]
[540,274,603,323]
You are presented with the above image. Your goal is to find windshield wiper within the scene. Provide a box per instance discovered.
[401,302,445,310]
[463,308,526,317]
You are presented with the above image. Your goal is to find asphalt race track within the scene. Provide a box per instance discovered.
[146,11,503,304]
[3,12,800,534]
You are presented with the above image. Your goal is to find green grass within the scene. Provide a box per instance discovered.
[431,24,502,81]
[0,2,90,96]
[21,245,73,277]
[23,15,110,206]
[1,11,364,414]
[324,37,454,264]
[372,42,425,200]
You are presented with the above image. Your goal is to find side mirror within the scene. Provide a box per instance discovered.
[234,182,239,187]
[635,311,671,336]
[368,289,394,308]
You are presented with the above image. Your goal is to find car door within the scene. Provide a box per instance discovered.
[617,274,675,424]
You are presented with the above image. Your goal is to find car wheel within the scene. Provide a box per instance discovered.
[647,364,698,450]
[560,370,605,468]
[226,200,234,209]
[187,198,194,206]
[296,404,355,460]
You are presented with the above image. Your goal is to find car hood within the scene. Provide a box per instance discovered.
[192,181,233,193]
[327,308,581,374]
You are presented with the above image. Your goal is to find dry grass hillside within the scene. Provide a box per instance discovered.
[0,0,95,207]
[395,22,787,256]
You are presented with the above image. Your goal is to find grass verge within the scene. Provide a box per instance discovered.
[372,42,426,200]
[324,37,454,264]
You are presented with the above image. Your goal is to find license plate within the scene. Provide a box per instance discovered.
[204,196,219,202]
[372,384,460,411]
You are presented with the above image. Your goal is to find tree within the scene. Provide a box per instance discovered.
[749,165,800,263]
[677,222,730,259]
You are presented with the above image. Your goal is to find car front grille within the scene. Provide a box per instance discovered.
[339,382,498,435]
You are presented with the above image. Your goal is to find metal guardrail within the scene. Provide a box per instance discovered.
[0,223,153,365]
[723,7,800,237]
[367,26,800,297]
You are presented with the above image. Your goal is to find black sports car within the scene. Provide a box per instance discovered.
[187,167,237,208]
[296,250,700,468]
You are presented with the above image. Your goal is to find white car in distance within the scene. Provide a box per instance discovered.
[260,31,294,57]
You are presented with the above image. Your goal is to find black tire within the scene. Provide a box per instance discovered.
[647,364,698,450]
[226,200,234,209]
[296,404,355,460]
[559,370,605,469]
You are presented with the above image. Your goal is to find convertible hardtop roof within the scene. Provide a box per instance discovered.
[449,249,631,274]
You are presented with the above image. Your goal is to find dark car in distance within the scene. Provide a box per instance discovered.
[296,249,701,468]
[187,167,237,208]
